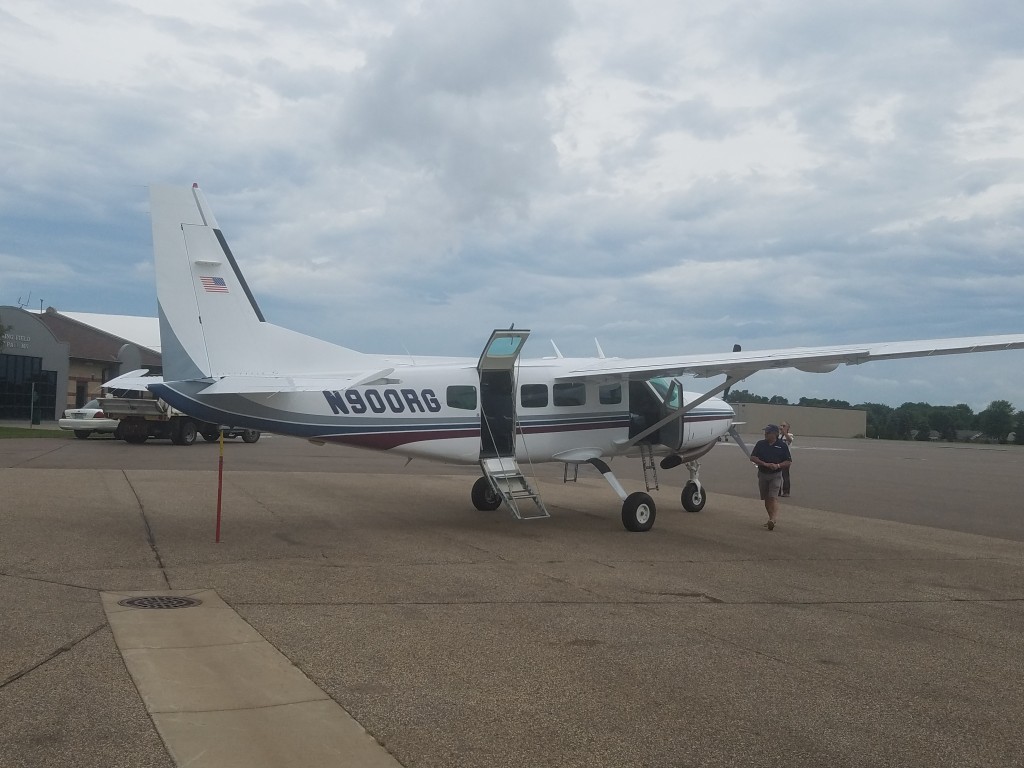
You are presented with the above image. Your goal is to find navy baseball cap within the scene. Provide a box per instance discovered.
[763,424,780,433]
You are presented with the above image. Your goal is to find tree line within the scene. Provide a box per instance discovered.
[725,390,1024,444]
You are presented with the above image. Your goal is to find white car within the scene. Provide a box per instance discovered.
[58,400,120,439]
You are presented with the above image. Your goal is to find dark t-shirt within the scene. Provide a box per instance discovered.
[751,438,792,472]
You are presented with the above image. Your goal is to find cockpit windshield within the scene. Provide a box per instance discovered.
[648,377,681,409]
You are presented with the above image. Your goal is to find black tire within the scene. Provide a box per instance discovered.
[201,430,220,442]
[171,418,197,446]
[122,418,148,444]
[471,476,503,511]
[73,430,91,439]
[681,481,706,513]
[622,492,656,532]
[241,429,260,443]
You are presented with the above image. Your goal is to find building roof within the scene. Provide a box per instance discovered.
[33,308,161,366]
[40,310,161,353]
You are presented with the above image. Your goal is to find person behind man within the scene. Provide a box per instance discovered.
[779,422,794,496]
[750,424,793,530]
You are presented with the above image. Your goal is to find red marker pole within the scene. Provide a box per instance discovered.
[215,429,224,542]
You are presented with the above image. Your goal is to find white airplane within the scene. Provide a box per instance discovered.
[135,184,1024,531]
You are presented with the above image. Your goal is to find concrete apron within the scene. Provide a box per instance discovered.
[101,589,401,768]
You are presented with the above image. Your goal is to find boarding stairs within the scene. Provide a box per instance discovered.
[480,456,550,520]
[640,442,659,492]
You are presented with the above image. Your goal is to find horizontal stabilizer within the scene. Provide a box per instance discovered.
[103,369,164,393]
[200,368,396,395]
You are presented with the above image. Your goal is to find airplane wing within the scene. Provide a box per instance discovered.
[557,334,1024,382]
[105,368,397,395]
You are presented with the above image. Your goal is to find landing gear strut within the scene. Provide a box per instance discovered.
[585,459,660,533]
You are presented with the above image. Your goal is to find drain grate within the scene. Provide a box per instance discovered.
[118,596,203,610]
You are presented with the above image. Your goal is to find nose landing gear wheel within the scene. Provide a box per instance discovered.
[681,481,706,513]
[471,476,503,511]
[622,491,656,532]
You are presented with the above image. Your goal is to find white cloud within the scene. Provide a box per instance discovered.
[1,0,1023,408]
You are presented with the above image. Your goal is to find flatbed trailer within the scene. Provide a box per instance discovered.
[98,397,260,445]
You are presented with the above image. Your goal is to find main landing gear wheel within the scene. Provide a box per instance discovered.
[621,491,656,532]
[681,481,706,513]
[471,476,502,511]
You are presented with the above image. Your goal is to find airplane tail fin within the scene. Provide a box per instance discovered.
[151,184,369,382]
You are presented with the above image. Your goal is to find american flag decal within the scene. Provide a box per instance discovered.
[201,276,228,293]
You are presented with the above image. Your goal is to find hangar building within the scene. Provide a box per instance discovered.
[0,306,161,421]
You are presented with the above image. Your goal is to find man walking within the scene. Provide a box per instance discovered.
[779,422,794,496]
[750,424,793,530]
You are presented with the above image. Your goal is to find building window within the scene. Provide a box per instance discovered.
[0,354,57,420]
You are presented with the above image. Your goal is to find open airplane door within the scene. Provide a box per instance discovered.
[477,329,529,458]
[476,329,548,519]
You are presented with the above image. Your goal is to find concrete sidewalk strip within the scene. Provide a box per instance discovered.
[102,589,401,768]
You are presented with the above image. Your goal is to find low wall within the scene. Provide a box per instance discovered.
[731,402,866,438]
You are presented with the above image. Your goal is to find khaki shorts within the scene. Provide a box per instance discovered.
[758,471,783,500]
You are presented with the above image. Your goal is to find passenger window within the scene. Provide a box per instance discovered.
[446,385,477,410]
[599,384,622,405]
[520,384,548,408]
[553,382,586,407]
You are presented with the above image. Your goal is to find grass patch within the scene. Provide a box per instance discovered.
[0,426,73,439]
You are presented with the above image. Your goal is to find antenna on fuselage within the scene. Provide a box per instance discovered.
[595,339,606,359]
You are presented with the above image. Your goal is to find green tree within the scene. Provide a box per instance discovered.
[725,389,772,404]
[855,402,893,439]
[1014,411,1024,445]
[953,404,974,425]
[978,400,1015,442]
[898,402,931,430]
[883,409,913,440]
[929,406,963,441]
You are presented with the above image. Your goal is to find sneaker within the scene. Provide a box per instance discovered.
[766,520,775,531]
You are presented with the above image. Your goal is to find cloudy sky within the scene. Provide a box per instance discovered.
[2,1,1023,410]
